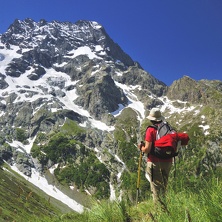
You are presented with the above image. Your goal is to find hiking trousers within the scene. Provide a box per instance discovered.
[146,161,172,203]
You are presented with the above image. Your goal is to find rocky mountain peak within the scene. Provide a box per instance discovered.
[0,18,166,122]
[1,19,134,67]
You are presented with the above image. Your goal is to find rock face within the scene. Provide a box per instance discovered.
[0,19,222,203]
[167,75,222,107]
[0,19,166,120]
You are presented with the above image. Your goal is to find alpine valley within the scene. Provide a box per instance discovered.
[0,19,222,221]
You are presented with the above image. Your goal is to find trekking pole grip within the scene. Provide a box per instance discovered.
[139,141,145,152]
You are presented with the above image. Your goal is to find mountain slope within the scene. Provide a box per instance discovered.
[0,165,69,221]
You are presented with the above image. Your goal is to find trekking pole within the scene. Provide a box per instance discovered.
[136,141,144,205]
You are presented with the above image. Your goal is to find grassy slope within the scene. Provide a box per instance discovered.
[0,164,75,222]
[65,173,222,222]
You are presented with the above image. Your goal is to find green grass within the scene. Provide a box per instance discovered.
[0,165,71,222]
[60,118,85,136]
[58,174,222,222]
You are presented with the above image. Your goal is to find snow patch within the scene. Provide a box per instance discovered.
[7,136,36,154]
[199,124,210,135]
[159,96,196,114]
[113,81,145,120]
[10,165,84,213]
[65,46,101,60]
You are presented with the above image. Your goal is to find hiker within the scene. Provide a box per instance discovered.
[138,107,173,203]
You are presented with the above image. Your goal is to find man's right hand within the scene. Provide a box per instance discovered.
[138,141,145,150]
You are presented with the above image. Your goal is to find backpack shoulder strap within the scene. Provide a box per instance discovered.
[145,125,157,133]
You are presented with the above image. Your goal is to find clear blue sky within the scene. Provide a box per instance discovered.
[1,0,222,85]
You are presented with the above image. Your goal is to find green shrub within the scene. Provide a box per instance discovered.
[61,119,85,136]
[54,151,110,199]
[43,132,77,162]
[15,128,26,142]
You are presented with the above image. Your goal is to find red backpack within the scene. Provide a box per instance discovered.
[147,122,189,159]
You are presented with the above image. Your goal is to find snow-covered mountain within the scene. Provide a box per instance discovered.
[0,19,222,213]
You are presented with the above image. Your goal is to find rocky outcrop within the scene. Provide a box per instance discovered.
[167,75,222,107]
[75,71,128,119]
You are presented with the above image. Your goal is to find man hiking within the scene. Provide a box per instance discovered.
[138,107,173,204]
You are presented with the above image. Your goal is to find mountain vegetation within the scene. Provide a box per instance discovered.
[0,165,66,221]
[0,19,222,221]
